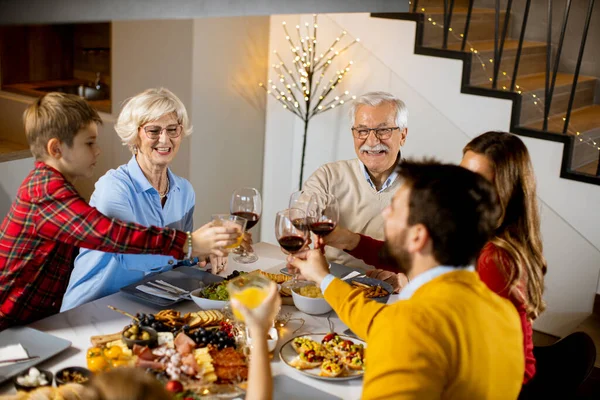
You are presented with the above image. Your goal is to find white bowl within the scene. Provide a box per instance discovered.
[189,288,229,310]
[246,326,278,353]
[290,282,333,315]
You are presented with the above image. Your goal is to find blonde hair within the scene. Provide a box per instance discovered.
[23,93,102,160]
[464,131,547,320]
[115,87,192,153]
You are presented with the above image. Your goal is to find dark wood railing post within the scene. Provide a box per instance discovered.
[543,0,553,131]
[412,0,420,13]
[545,0,572,131]
[511,0,532,92]
[564,0,595,135]
[495,0,513,89]
[492,0,500,89]
[461,0,475,52]
[443,0,456,49]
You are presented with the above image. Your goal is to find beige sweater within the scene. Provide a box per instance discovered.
[303,158,403,270]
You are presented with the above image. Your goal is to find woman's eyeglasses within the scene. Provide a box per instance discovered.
[142,124,182,139]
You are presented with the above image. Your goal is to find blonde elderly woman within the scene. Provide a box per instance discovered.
[62,88,228,311]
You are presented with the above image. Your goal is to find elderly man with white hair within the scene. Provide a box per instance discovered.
[303,91,409,286]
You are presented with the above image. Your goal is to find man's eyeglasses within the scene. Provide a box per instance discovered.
[351,127,400,140]
[142,124,182,139]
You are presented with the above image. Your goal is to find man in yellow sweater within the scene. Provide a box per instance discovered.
[289,160,524,399]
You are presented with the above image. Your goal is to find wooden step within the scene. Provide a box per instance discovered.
[416,0,472,8]
[421,8,507,47]
[524,105,600,173]
[446,39,548,86]
[475,72,597,125]
[577,160,599,176]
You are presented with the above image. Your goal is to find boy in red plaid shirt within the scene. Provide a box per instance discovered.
[0,93,239,330]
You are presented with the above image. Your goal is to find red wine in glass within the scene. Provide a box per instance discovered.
[309,221,337,236]
[231,211,260,230]
[278,235,306,253]
[291,218,308,231]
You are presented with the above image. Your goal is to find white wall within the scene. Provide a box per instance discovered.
[189,16,269,231]
[112,20,194,181]
[261,13,600,336]
[0,157,34,219]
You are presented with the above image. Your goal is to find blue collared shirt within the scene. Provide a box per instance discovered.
[320,265,475,300]
[61,156,195,311]
[360,161,399,193]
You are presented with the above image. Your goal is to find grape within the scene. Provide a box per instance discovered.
[148,314,155,322]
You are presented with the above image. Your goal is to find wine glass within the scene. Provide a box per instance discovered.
[230,187,262,264]
[275,209,309,283]
[288,191,314,232]
[289,190,315,213]
[307,194,339,239]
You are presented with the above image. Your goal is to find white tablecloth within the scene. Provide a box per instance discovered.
[0,242,373,398]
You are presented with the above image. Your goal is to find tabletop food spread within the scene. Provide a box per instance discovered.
[0,243,395,399]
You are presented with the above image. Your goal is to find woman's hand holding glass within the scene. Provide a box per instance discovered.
[190,220,244,258]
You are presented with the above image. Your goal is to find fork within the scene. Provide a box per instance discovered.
[154,280,192,294]
[146,282,190,298]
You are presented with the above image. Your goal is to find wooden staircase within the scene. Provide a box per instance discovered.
[372,0,600,185]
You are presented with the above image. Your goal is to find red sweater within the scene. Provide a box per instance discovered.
[477,243,535,384]
[346,235,535,384]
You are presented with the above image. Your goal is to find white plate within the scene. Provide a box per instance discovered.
[279,333,366,381]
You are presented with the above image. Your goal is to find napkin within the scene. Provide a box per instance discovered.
[0,343,28,367]
[341,271,363,281]
[136,285,180,301]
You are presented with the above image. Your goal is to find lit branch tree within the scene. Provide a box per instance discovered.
[259,15,359,189]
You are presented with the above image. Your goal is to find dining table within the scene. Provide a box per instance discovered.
[0,242,400,399]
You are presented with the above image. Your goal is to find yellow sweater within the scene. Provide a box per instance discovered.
[325,270,524,399]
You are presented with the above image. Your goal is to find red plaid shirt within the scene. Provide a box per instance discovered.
[0,162,187,330]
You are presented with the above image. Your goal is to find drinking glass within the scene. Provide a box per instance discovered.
[211,214,247,249]
[227,273,272,322]
[230,187,262,264]
[307,194,339,238]
[275,209,309,284]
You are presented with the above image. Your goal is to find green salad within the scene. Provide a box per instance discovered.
[198,271,247,301]
[199,282,229,301]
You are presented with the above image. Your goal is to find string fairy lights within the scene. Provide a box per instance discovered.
[410,3,600,154]
[258,15,360,188]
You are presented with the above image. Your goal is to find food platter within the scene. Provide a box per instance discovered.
[279,333,366,381]
[87,308,248,398]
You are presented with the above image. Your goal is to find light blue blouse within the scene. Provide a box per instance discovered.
[61,156,195,311]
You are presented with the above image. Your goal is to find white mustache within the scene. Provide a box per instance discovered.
[360,143,390,153]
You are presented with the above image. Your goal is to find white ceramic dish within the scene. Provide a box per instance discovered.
[279,333,366,381]
[290,282,332,315]
[246,326,279,353]
[189,288,229,310]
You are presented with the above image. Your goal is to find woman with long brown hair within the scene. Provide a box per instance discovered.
[460,131,546,383]
[312,131,546,384]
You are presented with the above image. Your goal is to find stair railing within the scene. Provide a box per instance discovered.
[411,0,597,176]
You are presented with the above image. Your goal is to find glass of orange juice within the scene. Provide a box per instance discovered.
[211,214,247,249]
[227,274,272,322]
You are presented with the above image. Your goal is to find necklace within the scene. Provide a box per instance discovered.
[159,178,170,199]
